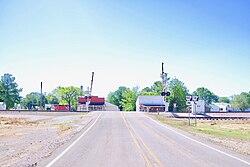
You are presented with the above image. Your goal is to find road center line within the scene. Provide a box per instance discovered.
[121,112,152,167]
[122,113,165,167]
[46,112,103,167]
[146,115,250,166]
[130,124,165,167]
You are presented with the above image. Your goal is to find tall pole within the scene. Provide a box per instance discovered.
[40,82,43,110]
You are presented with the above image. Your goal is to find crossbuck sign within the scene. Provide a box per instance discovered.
[186,96,199,105]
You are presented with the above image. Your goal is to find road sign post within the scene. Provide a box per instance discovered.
[194,102,197,126]
[187,107,190,126]
[186,95,199,126]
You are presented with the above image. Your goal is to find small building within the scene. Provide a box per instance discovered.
[78,96,105,111]
[0,102,6,110]
[208,104,220,112]
[104,102,119,111]
[53,104,69,111]
[190,100,205,114]
[136,96,169,112]
[213,103,232,112]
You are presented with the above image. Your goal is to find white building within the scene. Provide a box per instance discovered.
[208,104,220,112]
[104,102,119,111]
[213,103,232,112]
[191,100,205,114]
[0,102,6,110]
[136,96,169,112]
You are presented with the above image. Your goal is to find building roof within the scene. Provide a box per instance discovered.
[78,96,105,105]
[213,103,232,107]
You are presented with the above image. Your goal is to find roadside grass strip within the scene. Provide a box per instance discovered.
[155,115,250,140]
[147,115,250,166]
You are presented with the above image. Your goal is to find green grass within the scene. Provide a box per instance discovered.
[154,115,250,140]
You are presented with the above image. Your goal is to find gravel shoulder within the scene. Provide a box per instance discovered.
[0,111,99,167]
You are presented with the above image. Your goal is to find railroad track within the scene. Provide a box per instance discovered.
[172,116,250,120]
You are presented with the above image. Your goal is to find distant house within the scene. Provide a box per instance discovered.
[104,102,119,111]
[136,96,169,112]
[213,103,232,112]
[208,104,220,112]
[0,102,6,110]
[78,96,105,111]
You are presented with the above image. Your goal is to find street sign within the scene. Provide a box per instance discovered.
[186,96,192,101]
[186,101,192,105]
[192,96,199,102]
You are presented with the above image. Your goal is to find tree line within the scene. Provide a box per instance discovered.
[107,76,250,112]
[0,73,249,111]
[0,73,83,110]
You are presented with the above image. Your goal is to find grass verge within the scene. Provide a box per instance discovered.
[153,115,250,140]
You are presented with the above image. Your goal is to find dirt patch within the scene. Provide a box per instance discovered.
[0,117,39,126]
[57,126,73,135]
[0,111,97,167]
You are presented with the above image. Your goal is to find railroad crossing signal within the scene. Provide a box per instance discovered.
[161,91,171,96]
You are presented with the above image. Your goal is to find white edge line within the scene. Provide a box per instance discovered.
[146,115,250,166]
[46,112,103,167]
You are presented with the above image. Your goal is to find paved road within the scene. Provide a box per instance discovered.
[44,111,250,167]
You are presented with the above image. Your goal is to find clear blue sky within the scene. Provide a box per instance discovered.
[0,0,249,98]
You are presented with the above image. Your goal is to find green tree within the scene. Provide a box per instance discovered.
[140,80,164,96]
[21,92,46,109]
[140,87,159,96]
[167,78,188,112]
[57,86,83,111]
[192,87,218,105]
[46,93,59,104]
[231,92,250,111]
[0,82,4,102]
[107,86,129,106]
[151,81,163,95]
[0,73,22,109]
[218,97,230,103]
[120,89,137,111]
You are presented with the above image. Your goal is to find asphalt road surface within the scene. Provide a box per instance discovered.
[44,111,250,167]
